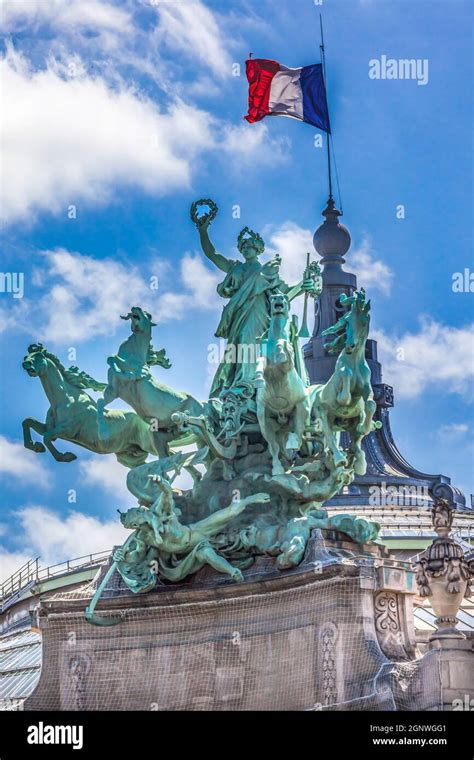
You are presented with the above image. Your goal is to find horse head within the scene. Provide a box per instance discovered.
[121,306,156,335]
[323,289,371,355]
[269,292,290,320]
[22,343,49,377]
[266,293,293,368]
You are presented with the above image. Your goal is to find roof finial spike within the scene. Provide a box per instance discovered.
[313,196,351,270]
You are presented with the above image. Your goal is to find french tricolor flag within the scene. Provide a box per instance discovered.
[244,59,331,133]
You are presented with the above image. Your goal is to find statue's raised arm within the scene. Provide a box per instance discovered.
[191,199,232,274]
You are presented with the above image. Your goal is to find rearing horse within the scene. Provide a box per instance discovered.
[310,289,381,475]
[22,344,161,467]
[255,293,313,475]
[97,307,208,454]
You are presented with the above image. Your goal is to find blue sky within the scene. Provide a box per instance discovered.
[0,0,472,579]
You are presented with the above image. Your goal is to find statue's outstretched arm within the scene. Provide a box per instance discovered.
[148,475,175,516]
[286,277,322,303]
[191,493,270,537]
[285,282,304,301]
[197,219,232,274]
[284,261,322,302]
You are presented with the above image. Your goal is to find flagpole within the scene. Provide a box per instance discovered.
[319,14,333,202]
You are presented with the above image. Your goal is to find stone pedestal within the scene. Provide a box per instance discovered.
[431,639,474,711]
[25,531,442,712]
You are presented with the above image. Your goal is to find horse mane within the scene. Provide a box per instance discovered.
[323,290,370,355]
[147,345,172,370]
[41,349,107,391]
[322,305,351,355]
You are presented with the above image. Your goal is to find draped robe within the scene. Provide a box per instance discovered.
[210,260,287,398]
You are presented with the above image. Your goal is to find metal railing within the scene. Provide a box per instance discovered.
[452,526,474,557]
[0,551,111,610]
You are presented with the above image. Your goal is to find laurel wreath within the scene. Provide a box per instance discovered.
[190,199,218,227]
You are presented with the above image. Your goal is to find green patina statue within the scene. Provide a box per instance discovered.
[21,199,381,626]
[193,199,320,398]
[98,306,208,456]
[22,343,162,467]
[255,292,316,475]
[115,478,271,588]
[313,289,382,475]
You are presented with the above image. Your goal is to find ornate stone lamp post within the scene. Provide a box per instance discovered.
[415,498,472,641]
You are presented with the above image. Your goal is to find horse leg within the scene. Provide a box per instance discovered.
[97,383,118,441]
[362,397,377,436]
[22,417,72,461]
[289,398,311,455]
[254,355,266,389]
[350,393,376,475]
[336,367,352,406]
[257,397,285,475]
[22,418,46,453]
[43,424,77,462]
[354,393,377,442]
[98,384,117,414]
[151,430,172,458]
[320,408,347,468]
[267,419,286,476]
[349,424,367,476]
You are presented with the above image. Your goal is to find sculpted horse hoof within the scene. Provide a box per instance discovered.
[59,452,77,463]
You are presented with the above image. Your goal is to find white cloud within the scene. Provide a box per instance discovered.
[0,436,49,487]
[154,0,234,77]
[266,222,393,294]
[0,505,125,582]
[0,46,288,226]
[79,457,131,501]
[0,300,30,336]
[266,221,314,285]
[372,318,474,400]
[181,252,221,307]
[36,248,154,343]
[351,237,393,295]
[0,50,215,224]
[5,247,220,343]
[0,505,126,582]
[436,423,469,440]
[0,549,31,585]
[263,222,393,330]
[220,123,290,166]
[0,0,131,35]
[155,251,221,320]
